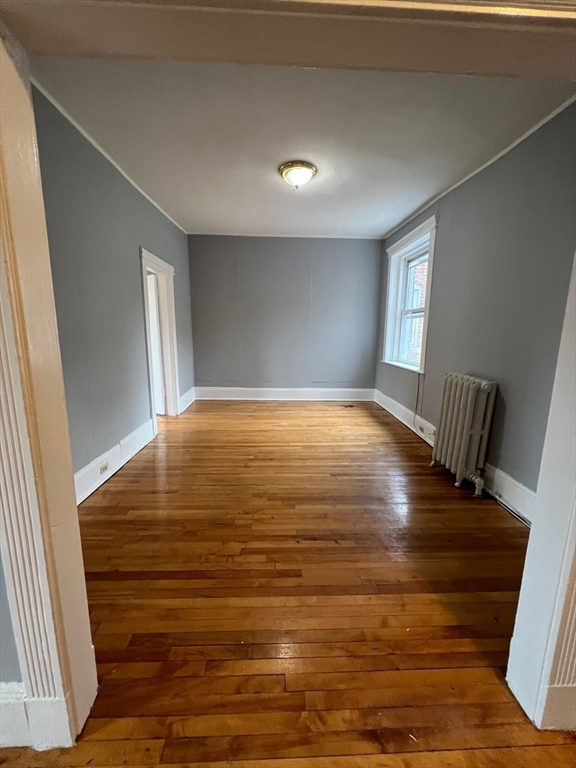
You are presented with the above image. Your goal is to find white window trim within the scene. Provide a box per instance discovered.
[383,215,437,374]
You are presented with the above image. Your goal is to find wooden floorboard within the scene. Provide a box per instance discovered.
[2,401,574,765]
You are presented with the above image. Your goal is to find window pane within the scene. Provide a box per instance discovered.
[405,255,428,310]
[399,313,424,366]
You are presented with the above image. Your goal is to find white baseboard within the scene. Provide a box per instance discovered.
[195,387,375,401]
[0,683,74,749]
[374,388,534,523]
[0,682,25,701]
[178,386,196,413]
[74,419,155,504]
[374,388,436,446]
[0,683,27,747]
[484,463,536,524]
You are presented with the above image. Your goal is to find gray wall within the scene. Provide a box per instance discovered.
[33,89,195,472]
[376,104,576,491]
[0,554,21,683]
[189,237,381,388]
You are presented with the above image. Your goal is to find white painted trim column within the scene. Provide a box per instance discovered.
[0,35,97,748]
[507,253,576,730]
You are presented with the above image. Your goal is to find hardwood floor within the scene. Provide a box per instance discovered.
[2,401,574,766]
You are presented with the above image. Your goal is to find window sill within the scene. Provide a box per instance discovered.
[382,359,422,374]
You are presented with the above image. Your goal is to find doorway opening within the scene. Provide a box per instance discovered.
[140,248,180,435]
[146,272,165,415]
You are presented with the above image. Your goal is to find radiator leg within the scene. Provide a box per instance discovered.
[473,475,485,498]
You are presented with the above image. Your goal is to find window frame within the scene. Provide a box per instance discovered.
[383,215,437,373]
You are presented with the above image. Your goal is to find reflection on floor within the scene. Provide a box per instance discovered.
[4,402,575,766]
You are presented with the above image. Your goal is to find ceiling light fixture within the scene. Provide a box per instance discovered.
[279,160,317,188]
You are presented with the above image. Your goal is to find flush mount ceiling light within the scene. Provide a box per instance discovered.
[279,160,317,188]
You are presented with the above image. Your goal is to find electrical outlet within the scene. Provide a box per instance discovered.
[415,417,436,446]
[99,462,109,475]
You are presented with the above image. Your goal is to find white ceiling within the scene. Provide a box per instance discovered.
[32,58,574,238]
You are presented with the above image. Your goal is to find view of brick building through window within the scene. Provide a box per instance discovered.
[400,255,428,365]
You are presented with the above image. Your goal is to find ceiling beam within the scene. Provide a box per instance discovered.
[1,0,575,79]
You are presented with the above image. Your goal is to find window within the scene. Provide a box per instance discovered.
[383,216,436,372]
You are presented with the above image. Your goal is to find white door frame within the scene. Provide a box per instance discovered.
[0,23,574,752]
[0,35,97,748]
[146,273,166,415]
[507,253,576,730]
[140,248,180,434]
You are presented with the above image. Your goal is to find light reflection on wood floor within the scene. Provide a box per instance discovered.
[2,401,574,766]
